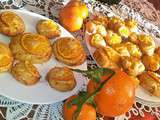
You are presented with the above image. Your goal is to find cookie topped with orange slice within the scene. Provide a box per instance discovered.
[53,37,86,66]
[9,33,52,63]
[0,42,13,72]
[0,11,25,36]
[46,67,76,92]
[11,61,40,86]
[36,19,61,39]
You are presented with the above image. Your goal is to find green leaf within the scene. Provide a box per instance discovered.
[72,68,113,83]
[68,68,115,120]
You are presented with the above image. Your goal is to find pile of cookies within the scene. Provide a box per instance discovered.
[0,11,86,92]
[86,15,160,97]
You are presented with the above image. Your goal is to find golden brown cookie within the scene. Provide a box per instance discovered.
[36,19,61,39]
[112,43,130,57]
[0,11,25,36]
[128,32,139,44]
[138,71,160,97]
[9,33,52,63]
[142,54,160,71]
[138,34,155,56]
[93,46,120,69]
[121,56,145,76]
[52,37,86,66]
[105,30,122,45]
[124,42,142,59]
[0,42,13,72]
[89,33,106,48]
[46,67,76,92]
[11,61,40,86]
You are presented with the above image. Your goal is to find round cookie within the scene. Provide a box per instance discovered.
[36,19,61,39]
[0,11,25,36]
[9,33,52,64]
[46,67,76,92]
[11,61,40,86]
[52,37,86,66]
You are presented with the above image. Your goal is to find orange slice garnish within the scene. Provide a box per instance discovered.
[24,61,39,77]
[0,43,12,67]
[56,38,82,59]
[0,54,11,67]
[21,33,50,56]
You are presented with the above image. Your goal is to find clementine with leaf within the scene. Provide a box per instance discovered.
[91,69,135,117]
[63,95,96,120]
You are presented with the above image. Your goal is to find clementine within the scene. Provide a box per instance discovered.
[63,95,96,120]
[59,6,83,32]
[87,69,135,117]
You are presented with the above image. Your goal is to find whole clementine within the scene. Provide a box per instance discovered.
[87,69,135,117]
[63,95,96,120]
[59,7,83,32]
[66,0,88,19]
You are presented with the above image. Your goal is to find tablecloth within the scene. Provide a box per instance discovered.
[0,0,160,120]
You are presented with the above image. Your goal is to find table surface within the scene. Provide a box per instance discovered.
[0,0,160,120]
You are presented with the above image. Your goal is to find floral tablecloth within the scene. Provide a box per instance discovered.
[0,0,160,120]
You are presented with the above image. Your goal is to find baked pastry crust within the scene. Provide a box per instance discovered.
[124,18,138,32]
[0,11,25,36]
[89,33,106,48]
[138,71,160,97]
[46,67,76,92]
[9,33,52,63]
[11,61,40,86]
[128,32,139,44]
[108,17,124,31]
[105,30,122,45]
[0,42,13,72]
[92,14,109,27]
[138,34,155,56]
[112,44,130,57]
[36,19,61,39]
[93,46,120,69]
[125,42,142,59]
[121,56,145,76]
[142,54,160,71]
[108,17,130,38]
[52,37,86,66]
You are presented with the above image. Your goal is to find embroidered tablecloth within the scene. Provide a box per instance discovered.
[0,0,160,120]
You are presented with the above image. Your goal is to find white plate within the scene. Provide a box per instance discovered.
[85,32,160,103]
[0,10,87,104]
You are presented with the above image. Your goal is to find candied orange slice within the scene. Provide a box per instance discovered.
[0,43,12,67]
[0,43,10,54]
[24,61,39,77]
[0,54,11,67]
[21,33,50,56]
[56,38,82,59]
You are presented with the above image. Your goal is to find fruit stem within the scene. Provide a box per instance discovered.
[70,68,115,120]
